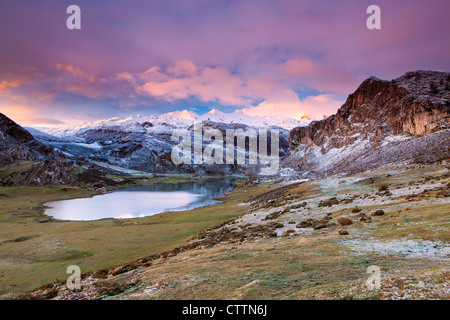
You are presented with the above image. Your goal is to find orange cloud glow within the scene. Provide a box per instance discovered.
[0,79,20,93]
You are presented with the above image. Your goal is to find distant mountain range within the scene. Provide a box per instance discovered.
[45,108,310,138]
[2,70,449,185]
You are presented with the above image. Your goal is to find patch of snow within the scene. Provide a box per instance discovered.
[72,142,103,149]
[340,238,450,259]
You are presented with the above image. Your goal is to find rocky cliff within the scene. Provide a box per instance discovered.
[284,70,450,177]
[0,113,56,165]
[0,113,71,185]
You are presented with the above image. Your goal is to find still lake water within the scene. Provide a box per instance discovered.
[44,178,236,221]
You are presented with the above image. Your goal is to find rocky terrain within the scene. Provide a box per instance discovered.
[284,71,450,178]
[10,161,449,300]
[0,113,54,165]
[34,119,290,177]
[0,114,152,187]
[0,113,72,186]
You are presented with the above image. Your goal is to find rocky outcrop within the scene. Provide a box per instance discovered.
[0,113,34,143]
[0,113,72,185]
[285,71,450,177]
[0,160,72,186]
[0,113,56,166]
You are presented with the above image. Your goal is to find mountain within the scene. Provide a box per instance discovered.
[198,108,310,129]
[11,70,449,180]
[46,109,309,138]
[0,113,55,165]
[0,113,70,186]
[38,118,290,176]
[283,70,450,178]
[39,108,300,176]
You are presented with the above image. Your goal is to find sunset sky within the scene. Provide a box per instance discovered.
[0,0,449,129]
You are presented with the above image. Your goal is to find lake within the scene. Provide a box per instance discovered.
[44,178,236,221]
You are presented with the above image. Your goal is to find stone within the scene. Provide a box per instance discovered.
[372,209,385,216]
[338,218,353,226]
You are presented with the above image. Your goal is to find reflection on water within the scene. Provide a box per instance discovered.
[44,178,236,221]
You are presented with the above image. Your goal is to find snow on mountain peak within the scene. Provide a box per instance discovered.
[207,108,223,115]
[46,108,310,137]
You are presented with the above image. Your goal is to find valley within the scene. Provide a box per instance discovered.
[0,70,449,300]
[0,173,249,296]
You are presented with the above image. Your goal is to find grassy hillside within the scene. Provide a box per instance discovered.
[2,162,449,300]
[0,177,257,296]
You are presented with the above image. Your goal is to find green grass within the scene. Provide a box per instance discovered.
[0,178,259,295]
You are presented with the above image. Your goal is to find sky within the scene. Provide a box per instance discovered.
[0,0,449,129]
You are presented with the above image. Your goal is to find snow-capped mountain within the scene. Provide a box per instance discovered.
[36,108,294,176]
[46,109,309,138]
[20,70,450,179]
[46,114,150,138]
[200,109,310,130]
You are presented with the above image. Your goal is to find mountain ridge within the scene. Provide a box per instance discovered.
[45,108,310,138]
[284,70,450,178]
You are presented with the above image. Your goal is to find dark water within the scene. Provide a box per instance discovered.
[44,178,236,221]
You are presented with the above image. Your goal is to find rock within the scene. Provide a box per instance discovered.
[0,113,57,166]
[282,230,295,237]
[313,223,329,230]
[267,222,284,229]
[96,187,107,194]
[285,71,450,178]
[339,230,349,235]
[263,211,282,220]
[372,209,385,216]
[313,221,335,230]
[296,219,314,228]
[318,197,340,207]
[338,218,353,226]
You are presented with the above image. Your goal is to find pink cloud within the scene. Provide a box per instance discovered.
[243,91,344,120]
[276,56,367,94]
[133,60,345,120]
[1,0,448,126]
[137,62,253,105]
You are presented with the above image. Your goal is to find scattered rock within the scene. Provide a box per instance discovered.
[282,230,295,237]
[263,211,282,220]
[338,218,353,226]
[372,210,385,216]
[318,197,339,207]
[296,219,315,228]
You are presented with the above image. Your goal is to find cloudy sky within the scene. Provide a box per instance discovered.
[0,0,449,128]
